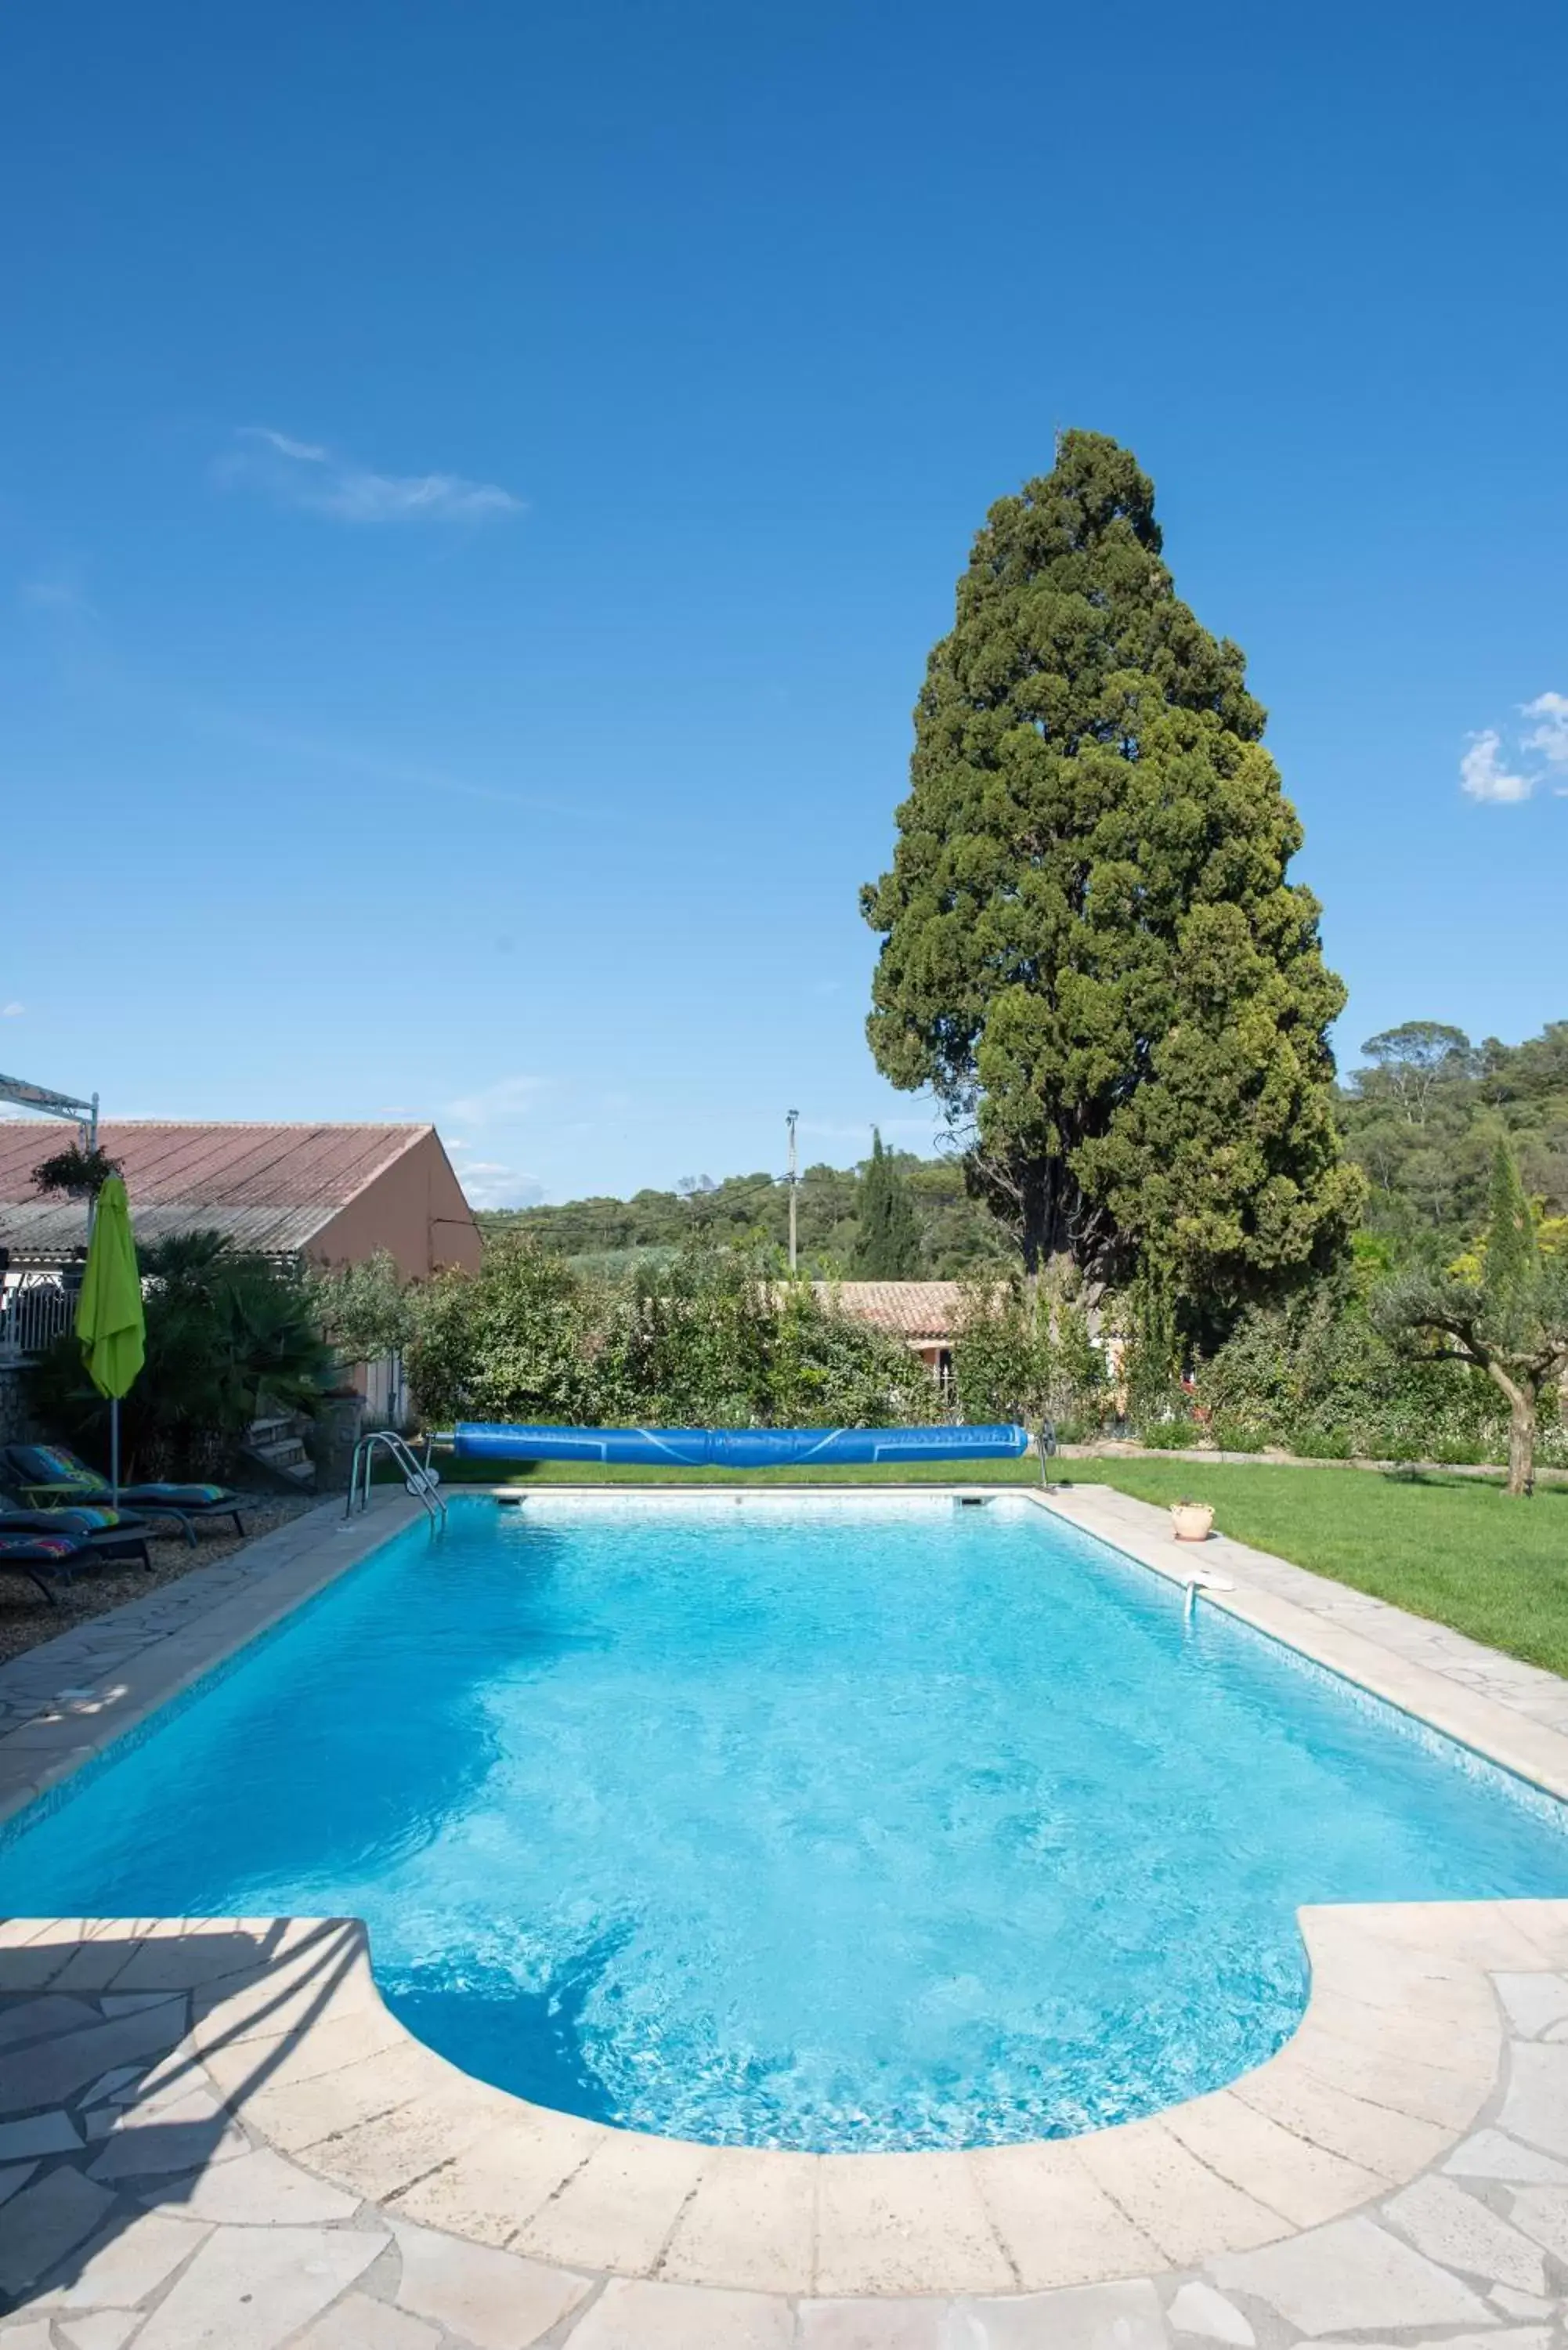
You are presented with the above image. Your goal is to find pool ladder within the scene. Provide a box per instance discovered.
[344,1430,447,1526]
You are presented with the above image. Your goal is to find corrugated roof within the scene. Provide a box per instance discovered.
[0,1121,432,1258]
[813,1280,969,1339]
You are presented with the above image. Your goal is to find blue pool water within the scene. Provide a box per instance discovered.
[2,1493,1566,2151]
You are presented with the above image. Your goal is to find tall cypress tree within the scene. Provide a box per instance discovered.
[1483,1133,1538,1303]
[861,431,1360,1323]
[854,1129,922,1278]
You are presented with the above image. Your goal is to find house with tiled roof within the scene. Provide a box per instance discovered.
[0,1123,479,1280]
[813,1280,970,1384]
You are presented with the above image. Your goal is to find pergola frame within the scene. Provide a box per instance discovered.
[0,1071,98,1148]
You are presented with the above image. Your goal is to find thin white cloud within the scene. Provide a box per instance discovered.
[218,426,523,526]
[449,1155,545,1210]
[444,1074,546,1127]
[1523,691,1568,779]
[180,703,583,819]
[248,427,331,464]
[2,1002,23,1017]
[1460,728,1533,804]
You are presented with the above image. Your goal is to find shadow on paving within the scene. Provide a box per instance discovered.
[0,1918,365,2316]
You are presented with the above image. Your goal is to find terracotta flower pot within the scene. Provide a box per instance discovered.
[1170,1501,1214,1543]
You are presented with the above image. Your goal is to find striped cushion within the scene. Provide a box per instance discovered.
[0,1531,79,1560]
[128,1484,230,1504]
[0,1506,128,1535]
[9,1444,101,1490]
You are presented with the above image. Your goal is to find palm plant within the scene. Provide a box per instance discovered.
[28,1230,334,1477]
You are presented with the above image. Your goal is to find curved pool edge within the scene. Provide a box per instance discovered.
[3,1897,1563,2302]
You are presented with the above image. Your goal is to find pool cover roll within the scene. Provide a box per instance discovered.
[452,1422,1029,1469]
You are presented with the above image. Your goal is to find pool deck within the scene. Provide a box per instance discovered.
[2,1484,1567,2343]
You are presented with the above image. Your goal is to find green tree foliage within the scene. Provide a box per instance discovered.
[406,1237,598,1427]
[860,429,1360,1324]
[405,1233,939,1430]
[1482,1129,1541,1298]
[951,1280,1053,1426]
[852,1130,921,1278]
[309,1249,416,1364]
[1121,1266,1184,1432]
[28,1232,334,1478]
[949,1278,1108,1435]
[1339,1018,1568,1258]
[1198,1264,1506,1466]
[481,1150,1010,1278]
[1371,1138,1568,1495]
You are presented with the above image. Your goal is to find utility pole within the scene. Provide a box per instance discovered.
[786,1108,799,1273]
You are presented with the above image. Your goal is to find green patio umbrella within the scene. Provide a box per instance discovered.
[75,1173,146,1505]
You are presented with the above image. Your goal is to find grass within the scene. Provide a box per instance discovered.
[401,1450,1568,1677]
[1060,1459,1568,1679]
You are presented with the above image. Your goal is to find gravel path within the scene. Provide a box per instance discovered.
[0,1495,316,1667]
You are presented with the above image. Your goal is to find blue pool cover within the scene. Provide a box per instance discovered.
[453,1421,1029,1468]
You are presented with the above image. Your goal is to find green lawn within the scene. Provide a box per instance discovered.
[405,1451,1568,1677]
[1060,1459,1568,1679]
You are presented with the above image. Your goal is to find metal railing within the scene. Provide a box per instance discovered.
[0,1278,74,1363]
[344,1430,447,1525]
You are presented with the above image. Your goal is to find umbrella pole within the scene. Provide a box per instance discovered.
[111,1396,120,1509]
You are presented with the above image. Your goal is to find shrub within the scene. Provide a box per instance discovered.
[951,1279,1053,1424]
[1136,1417,1197,1451]
[1121,1269,1185,1429]
[406,1235,604,1427]
[309,1249,416,1364]
[27,1231,334,1478]
[1286,1426,1351,1460]
[1211,1418,1268,1454]
[949,1280,1111,1430]
[404,1235,938,1430]
[1194,1271,1504,1464]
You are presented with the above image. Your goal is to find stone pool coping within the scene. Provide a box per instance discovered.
[4,1903,1567,2335]
[2,1483,1568,2323]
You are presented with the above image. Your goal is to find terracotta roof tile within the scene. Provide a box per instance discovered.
[813,1280,968,1339]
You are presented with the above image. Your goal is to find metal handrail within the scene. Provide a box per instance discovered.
[345,1429,447,1525]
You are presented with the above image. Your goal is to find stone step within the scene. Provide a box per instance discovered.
[237,1436,317,1492]
[253,1441,309,1470]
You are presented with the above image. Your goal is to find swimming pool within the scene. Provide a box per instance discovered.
[2,1492,1566,2153]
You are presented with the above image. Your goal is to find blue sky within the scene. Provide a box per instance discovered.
[3,1,1565,1207]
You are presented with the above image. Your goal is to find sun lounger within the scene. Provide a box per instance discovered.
[2,1444,247,1547]
[0,1528,88,1605]
[0,1489,153,1571]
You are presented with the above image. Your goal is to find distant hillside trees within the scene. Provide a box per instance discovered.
[1339,1020,1568,1258]
[861,430,1360,1329]
[481,1146,1008,1279]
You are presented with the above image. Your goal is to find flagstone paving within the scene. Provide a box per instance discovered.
[0,1907,1565,2345]
[2,1488,1568,2341]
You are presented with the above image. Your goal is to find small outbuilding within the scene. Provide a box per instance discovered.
[815,1280,965,1386]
